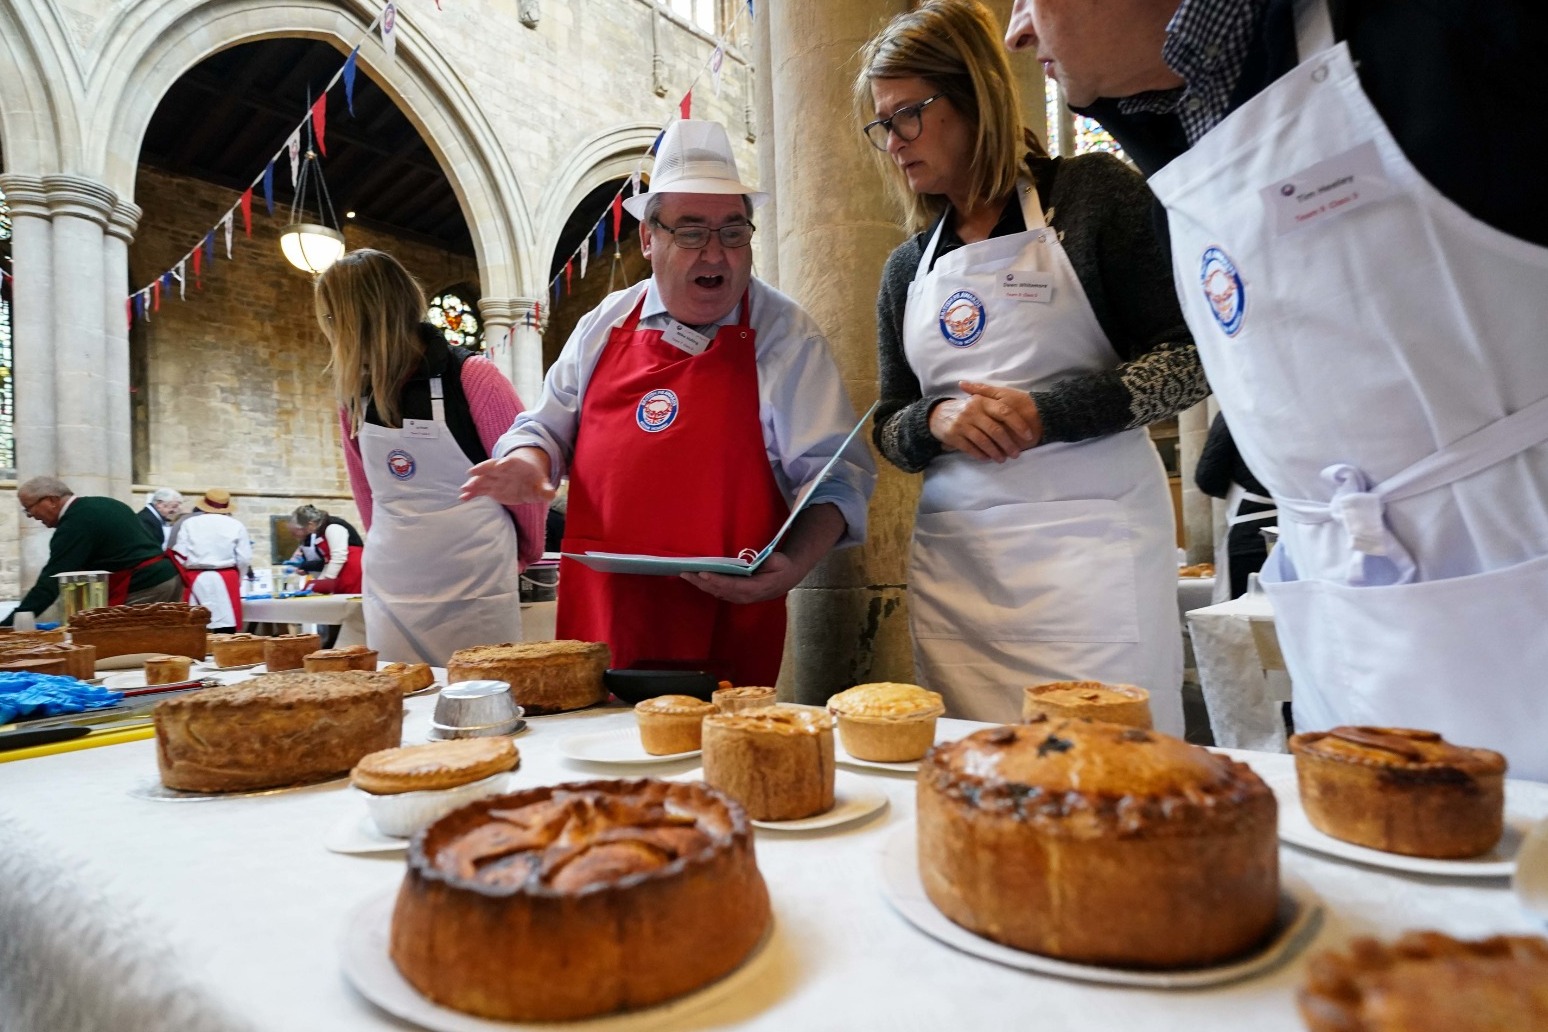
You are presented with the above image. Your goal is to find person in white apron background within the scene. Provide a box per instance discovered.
[1007,0,1548,779]
[1195,413,1277,604]
[313,250,548,666]
[857,0,1211,731]
[167,489,252,633]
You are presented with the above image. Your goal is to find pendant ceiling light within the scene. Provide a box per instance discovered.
[280,117,345,274]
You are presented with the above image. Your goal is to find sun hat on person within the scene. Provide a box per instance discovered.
[620,119,768,219]
[194,489,235,514]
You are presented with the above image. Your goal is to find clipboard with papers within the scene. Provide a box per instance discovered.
[563,402,879,578]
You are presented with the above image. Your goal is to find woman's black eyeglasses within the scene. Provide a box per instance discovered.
[863,94,945,151]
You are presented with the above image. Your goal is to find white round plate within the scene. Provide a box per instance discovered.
[94,652,188,672]
[101,668,245,691]
[833,738,925,774]
[340,892,778,1032]
[878,820,1322,988]
[326,813,409,855]
[404,682,444,699]
[558,726,700,765]
[751,772,889,831]
[1512,816,1548,925]
[1267,773,1539,877]
[128,774,350,802]
[205,661,264,673]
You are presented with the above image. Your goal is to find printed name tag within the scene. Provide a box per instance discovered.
[1262,140,1390,236]
[996,271,1053,303]
[662,320,711,355]
[403,418,440,439]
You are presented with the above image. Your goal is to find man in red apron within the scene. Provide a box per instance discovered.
[167,489,252,633]
[1007,0,1548,779]
[462,120,875,687]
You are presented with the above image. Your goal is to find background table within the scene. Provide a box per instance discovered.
[242,594,366,647]
[2,693,1545,1031]
[1187,590,1291,752]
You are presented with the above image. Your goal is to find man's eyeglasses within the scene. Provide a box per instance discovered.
[863,94,945,151]
[19,496,56,515]
[650,219,757,250]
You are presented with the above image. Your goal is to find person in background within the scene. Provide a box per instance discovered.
[314,249,546,666]
[461,119,875,687]
[167,489,252,633]
[284,504,364,594]
[1004,0,1548,780]
[857,0,1207,730]
[543,481,568,555]
[1195,412,1276,603]
[138,488,183,547]
[5,477,182,624]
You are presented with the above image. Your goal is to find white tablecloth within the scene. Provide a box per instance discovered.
[1187,592,1291,752]
[242,595,366,647]
[1,701,1544,1032]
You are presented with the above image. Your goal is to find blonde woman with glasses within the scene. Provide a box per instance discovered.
[858,0,1208,730]
[314,249,546,665]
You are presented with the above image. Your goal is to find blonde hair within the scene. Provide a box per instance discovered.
[313,249,428,434]
[855,0,1044,234]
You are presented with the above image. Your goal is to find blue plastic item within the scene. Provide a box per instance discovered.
[0,672,123,724]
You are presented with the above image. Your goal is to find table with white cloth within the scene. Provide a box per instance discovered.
[1187,590,1291,752]
[1,695,1544,1032]
[241,593,366,647]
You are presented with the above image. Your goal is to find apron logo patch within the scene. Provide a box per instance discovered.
[636,389,680,433]
[1200,246,1246,337]
[938,290,986,348]
[386,449,416,481]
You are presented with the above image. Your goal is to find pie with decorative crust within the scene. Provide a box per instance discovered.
[634,694,716,754]
[1021,680,1153,729]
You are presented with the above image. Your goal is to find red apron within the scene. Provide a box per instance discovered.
[317,538,364,593]
[166,551,244,626]
[108,555,170,607]
[558,292,789,685]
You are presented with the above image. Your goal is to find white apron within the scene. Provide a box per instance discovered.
[903,181,1183,730]
[358,376,522,666]
[1213,484,1277,605]
[1149,0,1548,779]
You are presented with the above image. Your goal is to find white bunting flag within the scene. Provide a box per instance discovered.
[579,244,588,280]
[174,260,186,299]
[631,161,643,197]
[221,211,234,258]
[711,44,725,97]
[382,2,399,58]
[287,129,301,186]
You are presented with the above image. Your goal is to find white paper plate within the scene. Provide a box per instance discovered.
[669,769,890,831]
[878,820,1322,988]
[128,774,350,802]
[325,813,409,855]
[558,726,700,765]
[100,668,247,691]
[95,652,201,672]
[1512,816,1548,924]
[205,661,264,673]
[404,682,444,699]
[833,738,926,774]
[1267,773,1536,877]
[340,892,777,1031]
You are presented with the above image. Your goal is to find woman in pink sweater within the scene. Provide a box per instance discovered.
[315,249,546,665]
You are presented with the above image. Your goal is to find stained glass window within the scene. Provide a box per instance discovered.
[426,290,483,351]
[1044,83,1128,164]
[0,187,12,472]
[1073,115,1125,159]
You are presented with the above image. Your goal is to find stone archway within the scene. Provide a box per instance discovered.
[534,123,660,266]
[88,0,534,302]
[0,2,73,174]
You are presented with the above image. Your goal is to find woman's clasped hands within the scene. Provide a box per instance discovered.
[928,380,1044,462]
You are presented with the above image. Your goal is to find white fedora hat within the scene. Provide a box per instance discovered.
[621,119,769,220]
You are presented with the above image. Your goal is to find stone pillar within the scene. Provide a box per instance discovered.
[750,0,778,289]
[0,174,56,587]
[104,200,141,500]
[478,297,545,406]
[767,0,917,704]
[44,175,115,500]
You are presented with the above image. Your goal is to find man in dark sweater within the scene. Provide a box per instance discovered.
[7,477,182,624]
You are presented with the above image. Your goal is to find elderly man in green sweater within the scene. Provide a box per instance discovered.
[6,476,183,625]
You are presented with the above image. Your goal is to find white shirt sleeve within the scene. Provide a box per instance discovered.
[494,284,648,483]
[321,524,350,579]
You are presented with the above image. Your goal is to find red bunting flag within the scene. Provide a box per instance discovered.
[240,188,254,237]
[679,90,692,120]
[311,95,328,156]
[153,280,161,312]
[612,193,623,239]
[565,258,573,293]
[192,244,203,288]
[125,298,133,329]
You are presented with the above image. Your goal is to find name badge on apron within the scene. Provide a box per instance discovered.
[1261,140,1390,236]
[996,271,1054,304]
[662,320,712,356]
[403,418,440,439]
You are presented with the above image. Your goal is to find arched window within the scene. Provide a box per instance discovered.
[668,0,717,33]
[0,188,13,473]
[426,288,483,352]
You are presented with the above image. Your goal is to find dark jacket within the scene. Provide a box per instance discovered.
[10,497,178,620]
[137,505,169,546]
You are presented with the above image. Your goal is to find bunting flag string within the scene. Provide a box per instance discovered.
[546,0,752,305]
[174,261,186,300]
[311,95,329,156]
[262,161,276,216]
[286,129,302,186]
[240,187,254,237]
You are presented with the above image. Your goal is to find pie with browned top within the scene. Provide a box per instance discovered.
[352,738,519,794]
[446,640,608,714]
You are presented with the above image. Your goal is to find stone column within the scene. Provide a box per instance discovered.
[750,0,778,289]
[104,200,141,501]
[767,0,917,704]
[43,175,115,500]
[478,297,545,406]
[0,174,56,588]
